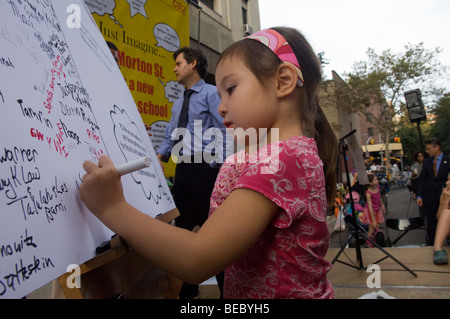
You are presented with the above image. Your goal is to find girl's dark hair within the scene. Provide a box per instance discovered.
[173,47,208,79]
[218,27,338,207]
[364,173,376,193]
[414,150,429,161]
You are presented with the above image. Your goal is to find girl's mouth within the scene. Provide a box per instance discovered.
[223,121,233,129]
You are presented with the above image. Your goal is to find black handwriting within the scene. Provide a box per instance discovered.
[0,255,54,296]
[0,228,37,258]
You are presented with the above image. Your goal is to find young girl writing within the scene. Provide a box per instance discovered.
[80,27,338,299]
[361,173,386,246]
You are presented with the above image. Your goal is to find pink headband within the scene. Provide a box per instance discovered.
[246,29,304,87]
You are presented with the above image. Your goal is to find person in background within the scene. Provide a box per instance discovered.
[106,41,120,67]
[361,173,386,247]
[416,138,450,246]
[364,156,371,171]
[410,150,428,200]
[155,47,229,298]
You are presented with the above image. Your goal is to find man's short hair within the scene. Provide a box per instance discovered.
[106,41,118,51]
[425,137,441,148]
[173,47,208,79]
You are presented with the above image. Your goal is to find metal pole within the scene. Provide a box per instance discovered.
[197,9,201,49]
[416,121,424,149]
[365,136,372,158]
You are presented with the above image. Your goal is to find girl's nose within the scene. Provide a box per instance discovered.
[218,101,227,118]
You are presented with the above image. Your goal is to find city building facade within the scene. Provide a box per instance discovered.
[187,0,261,83]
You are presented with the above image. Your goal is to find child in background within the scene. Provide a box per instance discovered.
[361,173,386,246]
[79,27,338,299]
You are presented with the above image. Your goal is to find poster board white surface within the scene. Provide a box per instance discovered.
[0,0,175,298]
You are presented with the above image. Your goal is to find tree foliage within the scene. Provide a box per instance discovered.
[340,43,447,165]
[318,51,330,67]
[430,93,450,154]
[396,93,449,164]
[395,114,431,164]
[348,43,446,109]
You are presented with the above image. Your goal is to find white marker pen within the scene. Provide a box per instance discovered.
[115,157,151,176]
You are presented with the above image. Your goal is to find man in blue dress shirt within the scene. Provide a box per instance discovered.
[156,47,230,298]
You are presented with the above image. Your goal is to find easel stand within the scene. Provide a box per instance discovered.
[331,131,417,278]
[57,209,183,299]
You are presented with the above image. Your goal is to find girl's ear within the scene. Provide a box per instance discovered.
[275,63,298,98]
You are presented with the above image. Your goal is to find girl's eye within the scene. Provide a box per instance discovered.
[226,86,235,95]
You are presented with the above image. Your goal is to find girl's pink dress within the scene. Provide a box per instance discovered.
[361,186,385,224]
[209,136,334,299]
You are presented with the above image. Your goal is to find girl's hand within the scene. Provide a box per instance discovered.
[372,219,378,230]
[79,156,126,220]
[370,212,377,229]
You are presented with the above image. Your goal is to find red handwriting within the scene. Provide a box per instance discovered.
[29,127,68,158]
[44,55,66,114]
[86,143,104,162]
[50,131,68,158]
[95,148,104,159]
[86,129,100,143]
[30,128,44,141]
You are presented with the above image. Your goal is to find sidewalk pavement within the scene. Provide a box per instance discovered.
[327,246,450,299]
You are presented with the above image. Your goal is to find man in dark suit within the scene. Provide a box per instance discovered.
[416,137,450,245]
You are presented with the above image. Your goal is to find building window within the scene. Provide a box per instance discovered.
[242,0,249,24]
[368,127,374,137]
[242,6,248,25]
[200,0,214,10]
[242,0,253,35]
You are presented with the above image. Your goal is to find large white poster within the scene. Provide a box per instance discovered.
[0,0,174,298]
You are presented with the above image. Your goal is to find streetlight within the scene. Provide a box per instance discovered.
[362,134,373,158]
[404,89,426,148]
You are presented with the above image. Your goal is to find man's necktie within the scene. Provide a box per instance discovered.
[176,89,194,145]
[433,157,437,177]
[178,89,194,129]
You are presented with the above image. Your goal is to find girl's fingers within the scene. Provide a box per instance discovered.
[83,160,98,174]
[82,156,114,174]
[98,155,114,169]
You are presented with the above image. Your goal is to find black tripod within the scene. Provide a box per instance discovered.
[331,130,417,277]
